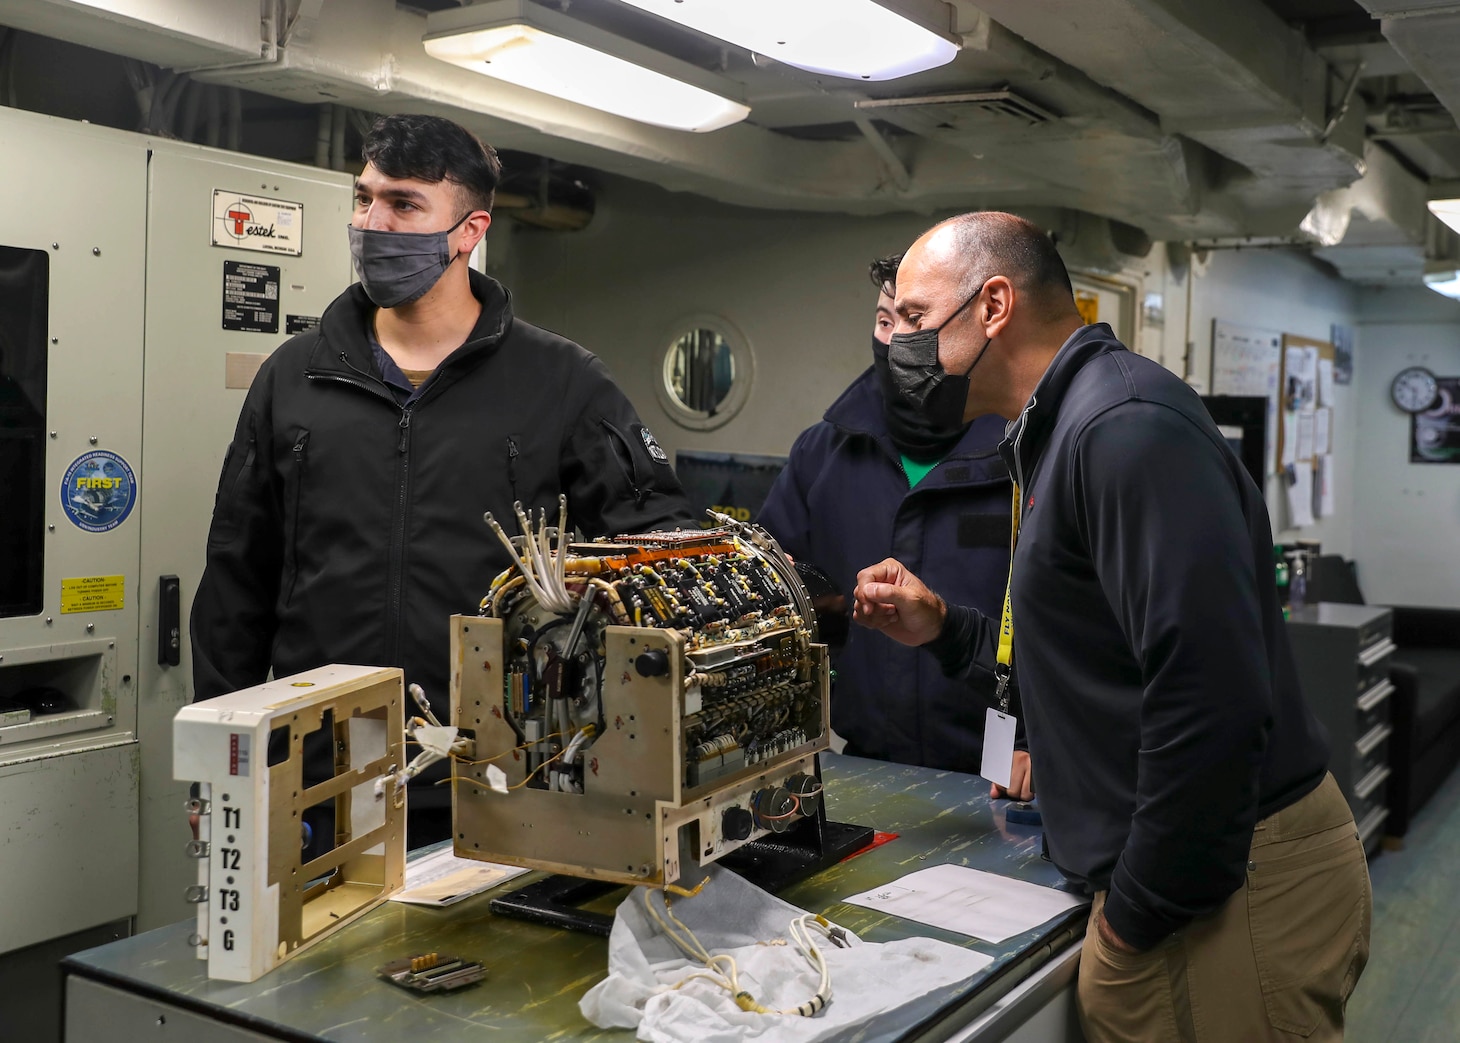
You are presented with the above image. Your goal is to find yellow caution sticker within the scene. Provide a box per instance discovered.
[60,575,125,614]
[1075,290,1099,326]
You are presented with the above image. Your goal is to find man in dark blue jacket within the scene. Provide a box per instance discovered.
[855,212,1368,1042]
[759,257,1028,794]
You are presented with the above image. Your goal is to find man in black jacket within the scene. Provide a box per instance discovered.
[192,115,692,850]
[854,212,1368,1041]
[758,255,1029,796]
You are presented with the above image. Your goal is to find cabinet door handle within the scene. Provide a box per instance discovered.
[1354,764,1391,799]
[1358,639,1397,668]
[158,574,181,667]
[1355,722,1393,757]
[1356,680,1395,713]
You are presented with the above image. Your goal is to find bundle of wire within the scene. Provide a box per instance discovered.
[639,884,847,1017]
[483,494,576,613]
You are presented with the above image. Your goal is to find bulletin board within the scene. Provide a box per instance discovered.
[1277,334,1337,527]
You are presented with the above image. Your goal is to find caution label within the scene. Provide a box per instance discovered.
[1075,290,1100,326]
[60,575,125,614]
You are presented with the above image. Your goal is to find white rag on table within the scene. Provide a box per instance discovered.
[579,866,993,1043]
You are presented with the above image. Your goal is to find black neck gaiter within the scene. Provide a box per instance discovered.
[871,336,971,459]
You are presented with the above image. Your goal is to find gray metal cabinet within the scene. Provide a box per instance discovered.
[1287,602,1396,853]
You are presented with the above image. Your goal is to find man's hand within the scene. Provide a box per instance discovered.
[990,750,1033,801]
[853,558,947,647]
[1097,909,1140,954]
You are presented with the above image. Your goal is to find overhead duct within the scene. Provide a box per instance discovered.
[0,0,270,68]
[855,87,1061,128]
[958,0,1369,227]
[1311,140,1451,286]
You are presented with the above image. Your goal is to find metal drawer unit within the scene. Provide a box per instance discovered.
[1287,603,1396,855]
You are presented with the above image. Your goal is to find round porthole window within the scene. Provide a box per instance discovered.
[655,317,753,431]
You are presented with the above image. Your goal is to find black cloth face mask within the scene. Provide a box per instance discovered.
[347,210,473,309]
[885,282,991,435]
[872,335,971,458]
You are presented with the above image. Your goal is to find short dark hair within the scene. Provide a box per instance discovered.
[868,253,902,297]
[361,114,502,214]
[930,212,1075,320]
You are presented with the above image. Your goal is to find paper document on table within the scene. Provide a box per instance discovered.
[390,846,529,907]
[842,864,1087,944]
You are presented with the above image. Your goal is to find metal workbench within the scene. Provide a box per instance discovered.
[63,754,1089,1042]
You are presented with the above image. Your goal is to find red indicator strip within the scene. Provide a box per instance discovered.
[840,830,899,863]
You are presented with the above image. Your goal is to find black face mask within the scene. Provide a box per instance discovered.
[885,282,991,436]
[872,335,970,458]
[347,210,474,309]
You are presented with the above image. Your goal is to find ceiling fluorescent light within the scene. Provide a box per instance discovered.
[424,1,749,133]
[1428,198,1460,236]
[1423,269,1460,300]
[612,0,959,81]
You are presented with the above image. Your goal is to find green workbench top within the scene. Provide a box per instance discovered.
[65,754,1087,1041]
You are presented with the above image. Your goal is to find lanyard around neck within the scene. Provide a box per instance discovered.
[994,482,1021,714]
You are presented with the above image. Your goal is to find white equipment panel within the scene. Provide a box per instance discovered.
[173,665,406,983]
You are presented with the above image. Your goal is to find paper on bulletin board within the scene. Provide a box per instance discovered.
[1295,413,1316,459]
[1211,320,1281,477]
[1276,334,1334,476]
[1317,359,1336,407]
[1286,461,1316,527]
[1314,408,1331,455]
[1281,412,1298,467]
[1284,345,1319,414]
[1316,454,1336,517]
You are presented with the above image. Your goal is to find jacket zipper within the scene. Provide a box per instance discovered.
[388,409,413,663]
[284,430,310,605]
[309,351,416,666]
[1010,393,1037,506]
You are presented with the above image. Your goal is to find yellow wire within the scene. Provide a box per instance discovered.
[450,731,564,768]
[444,747,568,792]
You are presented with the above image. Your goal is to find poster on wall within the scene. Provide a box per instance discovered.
[674,449,788,527]
[1411,376,1460,463]
[1330,323,1354,385]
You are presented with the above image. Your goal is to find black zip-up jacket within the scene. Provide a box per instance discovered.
[758,367,1012,771]
[191,271,693,812]
[927,323,1330,949]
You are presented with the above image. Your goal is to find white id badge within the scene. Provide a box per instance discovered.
[980,708,1018,789]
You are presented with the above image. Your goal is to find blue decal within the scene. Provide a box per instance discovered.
[60,450,137,533]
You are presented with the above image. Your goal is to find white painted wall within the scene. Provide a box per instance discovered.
[509,178,948,461]
[1181,248,1360,553]
[1351,286,1460,607]
[507,179,1374,566]
[509,177,1175,461]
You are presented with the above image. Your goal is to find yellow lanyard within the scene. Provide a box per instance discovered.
[994,482,1020,713]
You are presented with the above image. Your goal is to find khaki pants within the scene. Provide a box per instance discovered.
[1078,773,1371,1042]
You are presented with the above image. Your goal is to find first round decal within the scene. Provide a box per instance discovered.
[61,450,138,533]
